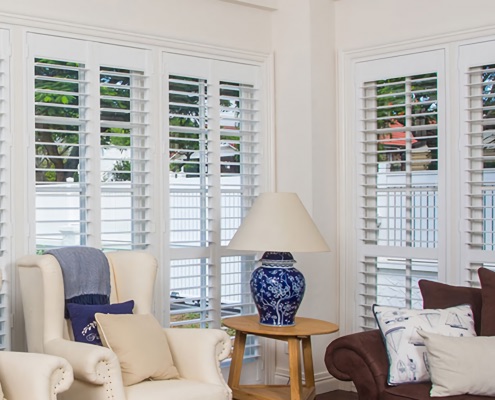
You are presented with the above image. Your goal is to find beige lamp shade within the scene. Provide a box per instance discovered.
[227,192,330,253]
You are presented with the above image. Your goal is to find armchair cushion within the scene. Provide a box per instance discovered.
[95,313,180,386]
[67,300,135,345]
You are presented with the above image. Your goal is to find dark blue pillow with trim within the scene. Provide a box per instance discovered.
[67,300,134,345]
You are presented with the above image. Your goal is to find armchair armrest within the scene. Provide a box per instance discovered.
[44,338,123,388]
[0,351,73,400]
[164,328,231,388]
[324,329,389,400]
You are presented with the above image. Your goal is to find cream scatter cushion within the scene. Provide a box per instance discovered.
[373,304,476,385]
[418,331,495,397]
[95,313,180,386]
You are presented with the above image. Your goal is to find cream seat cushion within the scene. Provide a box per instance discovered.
[95,313,180,386]
[125,378,229,400]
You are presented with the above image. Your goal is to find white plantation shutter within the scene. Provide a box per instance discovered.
[29,34,151,251]
[355,51,444,330]
[169,74,210,248]
[168,71,214,327]
[460,40,495,284]
[218,78,260,330]
[165,54,260,346]
[218,80,260,245]
[99,66,150,250]
[33,58,90,249]
[0,29,10,350]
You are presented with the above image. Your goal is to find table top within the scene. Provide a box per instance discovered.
[223,315,339,337]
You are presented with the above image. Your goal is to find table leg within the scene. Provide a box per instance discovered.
[228,331,247,390]
[301,336,315,388]
[288,336,302,400]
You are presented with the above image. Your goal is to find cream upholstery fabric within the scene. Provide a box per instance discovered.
[419,331,495,397]
[95,313,179,386]
[17,250,232,400]
[0,351,73,400]
[0,269,73,400]
[124,378,230,400]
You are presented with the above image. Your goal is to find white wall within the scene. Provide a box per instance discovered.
[335,0,495,51]
[271,0,340,393]
[0,0,272,53]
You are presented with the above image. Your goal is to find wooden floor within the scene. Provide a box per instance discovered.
[316,390,358,400]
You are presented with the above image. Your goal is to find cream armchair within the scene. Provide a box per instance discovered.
[17,251,232,400]
[0,351,73,400]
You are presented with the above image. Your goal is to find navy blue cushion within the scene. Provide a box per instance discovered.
[67,300,134,345]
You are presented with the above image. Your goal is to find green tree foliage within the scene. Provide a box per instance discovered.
[35,59,81,182]
[169,76,242,175]
[35,60,133,182]
[169,75,205,174]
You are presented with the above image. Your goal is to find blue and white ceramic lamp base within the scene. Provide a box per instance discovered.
[250,251,305,327]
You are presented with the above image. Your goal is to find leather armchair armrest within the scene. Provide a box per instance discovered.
[164,328,232,390]
[44,338,123,387]
[0,351,73,400]
[324,329,389,400]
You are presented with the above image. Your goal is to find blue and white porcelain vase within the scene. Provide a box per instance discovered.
[250,251,305,326]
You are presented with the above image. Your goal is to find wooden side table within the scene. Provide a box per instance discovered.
[223,315,339,400]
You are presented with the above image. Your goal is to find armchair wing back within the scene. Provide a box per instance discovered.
[17,250,232,400]
[17,251,157,353]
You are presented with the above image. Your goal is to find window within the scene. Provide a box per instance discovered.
[165,55,261,347]
[0,23,270,361]
[24,36,268,367]
[347,39,495,332]
[29,34,151,252]
[353,51,445,330]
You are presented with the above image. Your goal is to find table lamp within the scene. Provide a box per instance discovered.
[228,192,330,326]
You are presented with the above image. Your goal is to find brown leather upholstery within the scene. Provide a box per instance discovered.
[324,281,486,400]
[419,280,482,335]
[478,268,495,335]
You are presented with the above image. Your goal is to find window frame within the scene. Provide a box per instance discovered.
[27,34,153,253]
[15,25,273,355]
[339,34,495,334]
